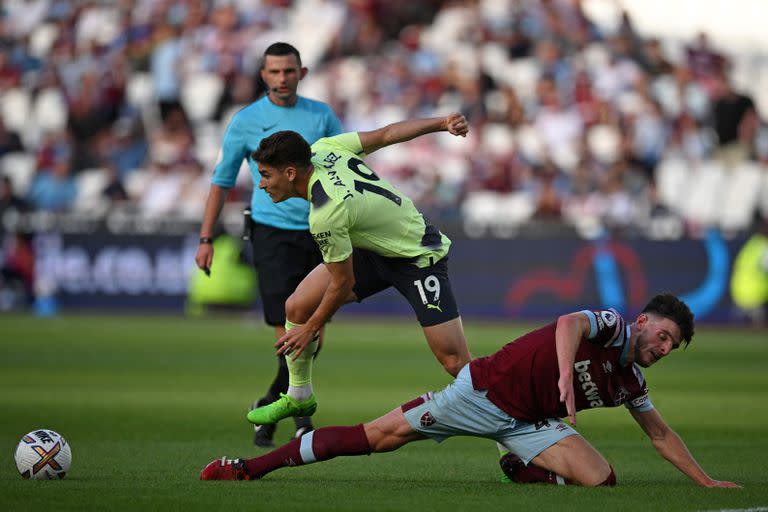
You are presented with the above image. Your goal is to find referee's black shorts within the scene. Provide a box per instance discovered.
[250,222,323,326]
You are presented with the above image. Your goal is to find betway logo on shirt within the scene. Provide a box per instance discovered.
[574,359,604,408]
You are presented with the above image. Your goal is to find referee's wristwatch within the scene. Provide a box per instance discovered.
[199,237,214,245]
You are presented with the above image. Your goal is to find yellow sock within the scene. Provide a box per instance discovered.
[284,320,319,389]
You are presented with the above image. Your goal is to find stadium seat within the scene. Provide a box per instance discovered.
[180,72,224,123]
[655,156,690,214]
[616,91,644,116]
[480,123,515,157]
[581,42,610,70]
[719,161,764,233]
[651,75,681,118]
[28,23,59,58]
[73,168,109,214]
[484,89,509,119]
[289,0,344,69]
[493,192,535,238]
[480,42,511,85]
[1,88,31,134]
[435,155,470,186]
[754,69,768,124]
[550,143,579,174]
[462,191,502,238]
[32,88,68,134]
[680,160,726,227]
[123,168,150,200]
[194,121,224,170]
[501,58,540,104]
[515,124,544,164]
[125,73,156,108]
[0,152,37,196]
[331,57,367,102]
[587,124,621,164]
[462,191,534,238]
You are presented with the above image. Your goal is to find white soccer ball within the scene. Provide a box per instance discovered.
[14,429,72,480]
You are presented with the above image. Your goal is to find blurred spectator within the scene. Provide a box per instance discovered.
[0,231,35,310]
[214,71,257,121]
[150,21,184,121]
[148,105,196,168]
[640,38,673,78]
[26,157,78,211]
[136,105,200,216]
[534,76,583,155]
[530,163,568,219]
[711,72,758,168]
[102,164,129,203]
[67,68,122,170]
[0,118,23,156]
[670,111,713,163]
[0,47,22,88]
[0,175,28,215]
[686,32,727,88]
[627,95,668,176]
[94,116,148,179]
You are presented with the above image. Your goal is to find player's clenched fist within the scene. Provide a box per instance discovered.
[444,113,468,137]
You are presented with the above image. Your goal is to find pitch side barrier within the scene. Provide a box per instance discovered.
[9,227,746,323]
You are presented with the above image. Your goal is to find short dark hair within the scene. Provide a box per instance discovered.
[263,42,302,67]
[252,130,312,170]
[641,293,695,347]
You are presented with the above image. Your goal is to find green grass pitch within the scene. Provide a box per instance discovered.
[1,313,766,511]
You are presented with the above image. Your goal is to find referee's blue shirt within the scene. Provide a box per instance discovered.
[212,95,342,230]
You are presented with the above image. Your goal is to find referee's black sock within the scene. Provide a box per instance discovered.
[261,354,289,404]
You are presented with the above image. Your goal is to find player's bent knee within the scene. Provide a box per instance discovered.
[285,293,312,324]
[580,465,616,487]
[600,467,616,487]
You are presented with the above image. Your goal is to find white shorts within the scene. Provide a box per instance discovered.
[401,365,578,464]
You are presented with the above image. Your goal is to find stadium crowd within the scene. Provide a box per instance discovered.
[0,0,767,240]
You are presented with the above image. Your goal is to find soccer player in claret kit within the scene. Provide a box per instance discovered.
[244,113,473,427]
[201,294,739,488]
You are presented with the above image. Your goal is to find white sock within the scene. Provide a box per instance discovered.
[287,384,313,401]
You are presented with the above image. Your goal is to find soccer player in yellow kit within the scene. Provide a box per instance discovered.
[247,114,472,425]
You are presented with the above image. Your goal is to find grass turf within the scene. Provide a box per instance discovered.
[0,313,766,511]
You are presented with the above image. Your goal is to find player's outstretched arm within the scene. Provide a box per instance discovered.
[629,408,741,488]
[358,113,468,154]
[555,312,590,425]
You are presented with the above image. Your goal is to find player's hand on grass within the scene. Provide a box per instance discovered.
[195,244,214,276]
[558,374,577,425]
[444,113,468,137]
[704,479,741,488]
[276,324,317,360]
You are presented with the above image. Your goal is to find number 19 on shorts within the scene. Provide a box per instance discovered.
[414,276,441,305]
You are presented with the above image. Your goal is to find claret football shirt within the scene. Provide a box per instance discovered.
[470,308,654,422]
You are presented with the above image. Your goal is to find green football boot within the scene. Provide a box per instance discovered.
[246,393,317,425]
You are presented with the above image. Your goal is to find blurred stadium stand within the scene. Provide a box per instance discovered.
[1,0,767,320]
[0,0,766,240]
